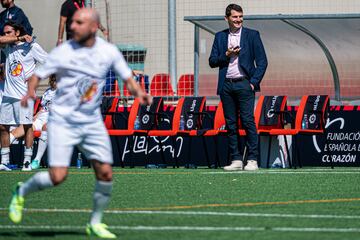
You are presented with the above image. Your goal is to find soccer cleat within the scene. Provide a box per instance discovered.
[0,164,12,171]
[223,160,243,171]
[31,160,40,170]
[244,160,259,171]
[21,161,32,171]
[86,223,116,239]
[9,182,24,224]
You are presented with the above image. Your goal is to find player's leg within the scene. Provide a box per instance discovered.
[0,97,17,167]
[81,120,116,238]
[86,161,115,239]
[9,125,25,144]
[9,122,79,224]
[0,124,11,166]
[9,166,69,224]
[22,124,34,171]
[18,98,34,171]
[90,161,113,220]
[32,115,48,169]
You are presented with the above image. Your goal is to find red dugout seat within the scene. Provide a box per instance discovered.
[150,73,174,96]
[254,96,289,168]
[147,97,206,167]
[190,101,246,137]
[107,98,145,136]
[177,74,194,96]
[189,101,247,167]
[103,97,120,130]
[105,97,164,167]
[267,95,330,168]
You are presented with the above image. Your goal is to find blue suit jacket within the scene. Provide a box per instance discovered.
[209,27,268,95]
[0,6,33,35]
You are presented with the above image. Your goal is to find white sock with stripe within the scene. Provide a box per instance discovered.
[90,180,113,225]
[18,171,54,197]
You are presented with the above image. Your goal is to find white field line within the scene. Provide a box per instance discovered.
[205,168,360,172]
[1,225,360,233]
[261,168,360,171]
[202,171,360,174]
[0,208,360,220]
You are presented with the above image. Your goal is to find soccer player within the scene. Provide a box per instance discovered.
[0,21,47,171]
[57,0,108,45]
[9,8,151,239]
[9,75,57,169]
[0,63,9,171]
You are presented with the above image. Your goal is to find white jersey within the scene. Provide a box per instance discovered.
[3,42,47,99]
[0,80,4,105]
[35,37,132,124]
[40,87,56,112]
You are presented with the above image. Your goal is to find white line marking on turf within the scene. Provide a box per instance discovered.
[202,171,360,174]
[1,225,360,233]
[1,208,360,220]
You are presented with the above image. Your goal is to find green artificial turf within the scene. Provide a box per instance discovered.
[0,167,360,239]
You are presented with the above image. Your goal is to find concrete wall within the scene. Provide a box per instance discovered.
[12,0,63,52]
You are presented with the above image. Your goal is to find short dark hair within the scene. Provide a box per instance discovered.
[3,20,26,36]
[225,4,243,17]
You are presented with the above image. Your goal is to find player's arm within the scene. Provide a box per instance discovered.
[0,35,32,48]
[98,23,109,41]
[22,47,60,107]
[57,16,67,46]
[32,43,48,64]
[124,76,152,105]
[21,75,40,107]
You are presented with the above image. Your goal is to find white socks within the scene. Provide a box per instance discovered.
[18,171,54,197]
[90,180,113,225]
[1,147,10,165]
[34,131,48,161]
[24,147,33,163]
[1,146,33,166]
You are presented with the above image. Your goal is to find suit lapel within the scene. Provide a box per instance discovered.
[222,30,228,53]
[239,27,247,57]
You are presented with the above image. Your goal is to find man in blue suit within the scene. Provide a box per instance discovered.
[209,4,267,171]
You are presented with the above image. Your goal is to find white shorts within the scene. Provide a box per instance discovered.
[0,96,33,125]
[47,120,113,167]
[33,111,49,131]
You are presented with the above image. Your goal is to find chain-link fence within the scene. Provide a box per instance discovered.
[93,0,360,101]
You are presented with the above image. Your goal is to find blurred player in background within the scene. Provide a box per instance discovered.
[9,8,151,239]
[0,21,47,171]
[0,62,9,171]
[10,75,57,169]
[57,0,108,45]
